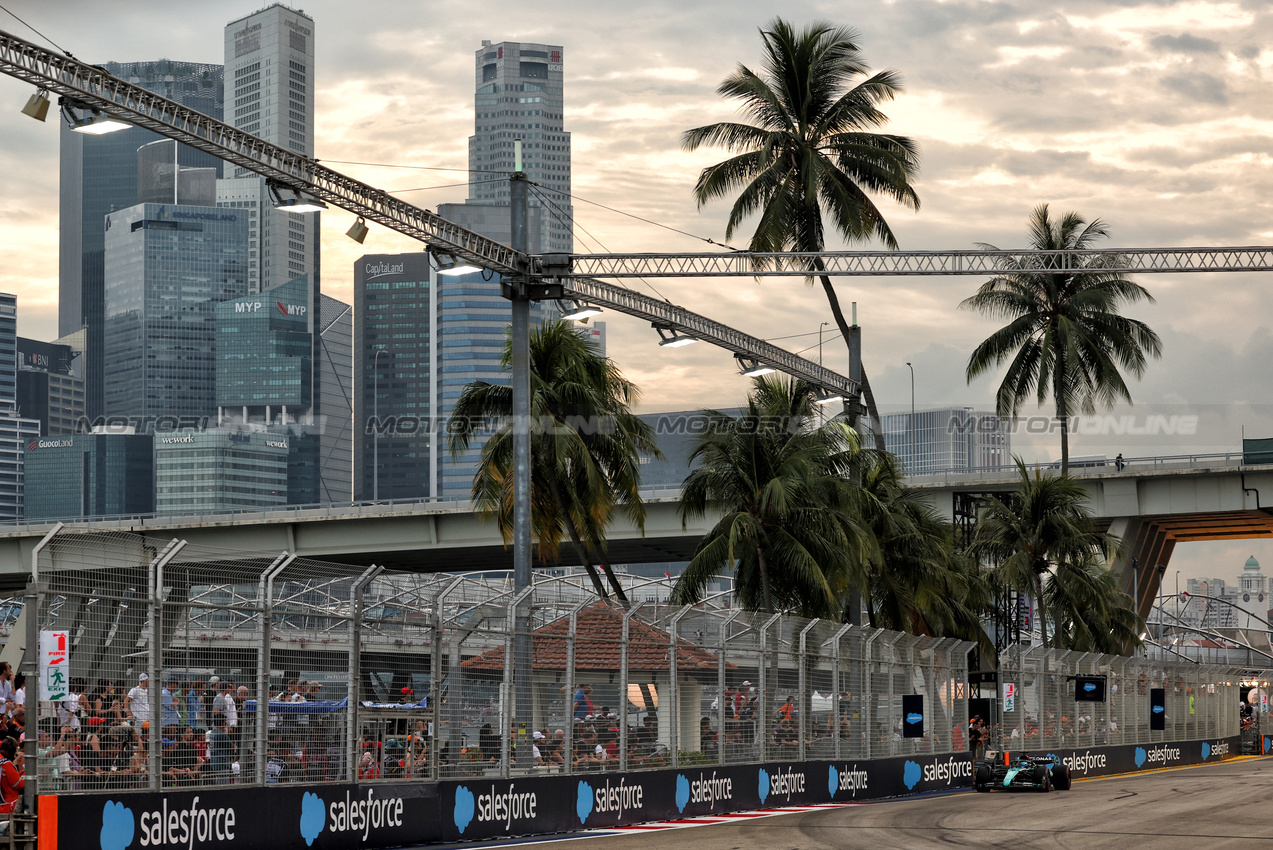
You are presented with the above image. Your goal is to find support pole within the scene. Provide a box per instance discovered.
[255,552,295,784]
[148,539,186,790]
[509,140,534,771]
[24,523,62,815]
[349,564,384,781]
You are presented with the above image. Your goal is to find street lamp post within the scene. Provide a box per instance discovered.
[372,348,388,502]
[905,362,914,470]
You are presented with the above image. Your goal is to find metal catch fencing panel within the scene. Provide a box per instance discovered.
[995,645,1243,751]
[14,531,1248,797]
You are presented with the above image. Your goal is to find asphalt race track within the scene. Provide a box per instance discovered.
[536,757,1273,850]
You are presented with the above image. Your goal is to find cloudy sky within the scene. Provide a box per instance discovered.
[1,0,1271,584]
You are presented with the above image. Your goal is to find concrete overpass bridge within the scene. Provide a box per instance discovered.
[0,488,719,590]
[2,453,1270,615]
[909,452,1273,620]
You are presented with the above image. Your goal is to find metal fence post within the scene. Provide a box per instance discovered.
[619,602,646,772]
[667,605,694,769]
[830,623,851,761]
[718,610,742,764]
[256,553,294,784]
[757,612,782,761]
[24,523,62,815]
[501,586,533,777]
[863,628,883,760]
[797,620,818,762]
[149,539,185,790]
[563,600,588,776]
[349,565,384,782]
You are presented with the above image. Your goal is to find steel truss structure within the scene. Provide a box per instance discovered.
[569,247,1273,277]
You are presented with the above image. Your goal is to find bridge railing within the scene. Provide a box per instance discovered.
[905,451,1252,487]
[0,488,689,532]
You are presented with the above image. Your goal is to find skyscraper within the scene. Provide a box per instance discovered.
[59,60,224,418]
[220,4,319,295]
[0,294,42,521]
[353,254,434,502]
[465,40,573,253]
[880,408,1011,476]
[316,294,353,503]
[102,203,248,422]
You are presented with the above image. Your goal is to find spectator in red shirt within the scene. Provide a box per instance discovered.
[0,738,24,814]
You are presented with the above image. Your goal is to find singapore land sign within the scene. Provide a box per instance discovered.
[50,739,1237,850]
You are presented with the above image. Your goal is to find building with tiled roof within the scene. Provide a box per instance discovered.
[460,602,721,673]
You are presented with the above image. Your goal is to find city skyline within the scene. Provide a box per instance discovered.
[1,1,1271,576]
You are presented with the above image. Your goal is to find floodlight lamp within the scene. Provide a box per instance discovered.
[267,180,328,213]
[21,90,50,122]
[67,110,130,135]
[436,259,483,276]
[735,355,776,377]
[558,300,603,321]
[813,392,845,406]
[654,324,696,348]
[346,217,370,244]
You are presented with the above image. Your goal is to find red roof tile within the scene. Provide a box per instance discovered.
[460,602,723,673]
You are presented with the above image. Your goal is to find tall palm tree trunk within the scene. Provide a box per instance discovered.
[757,544,774,614]
[1054,349,1069,476]
[549,482,610,601]
[1034,572,1047,650]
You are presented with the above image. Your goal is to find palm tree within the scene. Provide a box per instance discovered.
[683,18,920,447]
[1044,555,1140,653]
[855,451,993,654]
[671,376,865,617]
[971,460,1122,649]
[962,204,1162,474]
[448,319,662,604]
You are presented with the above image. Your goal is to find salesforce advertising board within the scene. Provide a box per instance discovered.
[49,741,1235,850]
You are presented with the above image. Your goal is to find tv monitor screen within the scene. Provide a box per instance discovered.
[1074,675,1107,702]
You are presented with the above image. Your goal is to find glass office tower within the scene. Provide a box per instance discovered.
[24,433,155,521]
[102,204,248,423]
[59,60,224,419]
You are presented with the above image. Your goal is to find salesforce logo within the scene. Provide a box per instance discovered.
[453,786,475,834]
[1135,747,1147,768]
[902,760,922,790]
[1202,743,1211,760]
[101,800,134,850]
[1083,682,1097,693]
[576,781,593,824]
[906,712,924,725]
[675,775,690,813]
[757,768,770,805]
[1152,704,1165,714]
[299,793,324,847]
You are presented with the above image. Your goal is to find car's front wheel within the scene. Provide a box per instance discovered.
[1034,765,1051,792]
[974,764,990,792]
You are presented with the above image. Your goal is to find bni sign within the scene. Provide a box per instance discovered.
[1003,682,1016,713]
[40,630,69,701]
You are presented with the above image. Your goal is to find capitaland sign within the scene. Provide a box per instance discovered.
[365,261,405,279]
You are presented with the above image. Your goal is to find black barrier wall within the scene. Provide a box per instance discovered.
[51,738,1241,850]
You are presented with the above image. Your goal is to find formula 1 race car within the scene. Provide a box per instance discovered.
[973,753,1072,792]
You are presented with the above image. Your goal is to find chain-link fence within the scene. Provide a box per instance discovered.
[12,530,1249,799]
[994,645,1243,751]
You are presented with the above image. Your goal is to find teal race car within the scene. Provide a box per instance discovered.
[974,753,1072,792]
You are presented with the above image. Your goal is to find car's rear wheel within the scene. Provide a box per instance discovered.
[1034,765,1051,792]
[974,764,990,792]
[1051,764,1072,790]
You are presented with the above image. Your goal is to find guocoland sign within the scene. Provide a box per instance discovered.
[49,740,1237,850]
